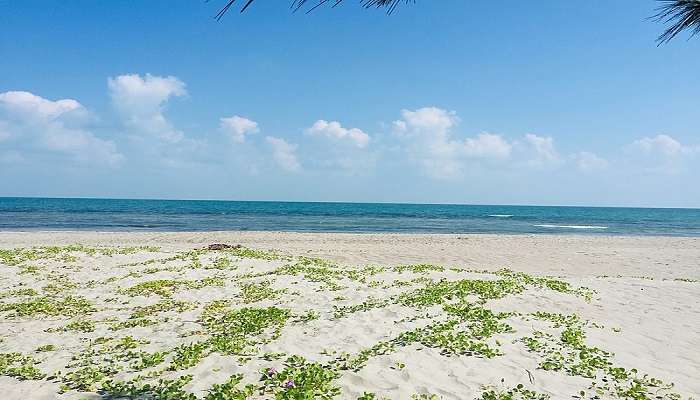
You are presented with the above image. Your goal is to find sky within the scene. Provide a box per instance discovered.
[1,0,699,207]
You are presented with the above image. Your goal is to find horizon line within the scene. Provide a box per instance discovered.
[0,196,698,210]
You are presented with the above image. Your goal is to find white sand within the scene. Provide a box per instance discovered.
[0,232,698,399]
[2,231,699,279]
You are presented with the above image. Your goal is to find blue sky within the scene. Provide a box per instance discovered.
[1,0,699,207]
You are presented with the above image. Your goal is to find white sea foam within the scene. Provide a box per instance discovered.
[488,214,513,218]
[534,224,608,230]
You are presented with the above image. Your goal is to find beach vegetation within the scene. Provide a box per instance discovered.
[110,317,157,330]
[100,375,197,399]
[0,295,94,317]
[223,246,284,261]
[121,277,224,297]
[478,384,550,400]
[274,257,347,291]
[0,287,39,298]
[240,280,284,303]
[345,265,387,282]
[64,319,96,332]
[205,374,255,400]
[170,341,209,370]
[61,365,113,391]
[260,355,341,399]
[209,256,235,270]
[519,312,682,400]
[201,305,290,354]
[130,351,167,371]
[294,310,320,323]
[130,299,196,319]
[393,264,444,274]
[411,395,440,400]
[0,352,45,380]
[0,245,160,268]
[35,344,57,352]
[0,245,687,399]
[42,275,78,295]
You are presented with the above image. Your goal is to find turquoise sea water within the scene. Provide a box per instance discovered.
[0,197,699,236]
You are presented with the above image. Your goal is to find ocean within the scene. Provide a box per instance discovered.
[0,197,698,237]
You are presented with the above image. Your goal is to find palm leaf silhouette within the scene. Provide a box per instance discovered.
[214,0,414,19]
[214,0,700,46]
[654,0,700,44]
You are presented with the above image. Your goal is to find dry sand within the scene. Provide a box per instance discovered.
[2,231,699,279]
[0,231,698,399]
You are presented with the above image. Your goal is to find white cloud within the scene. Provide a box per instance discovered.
[394,107,459,135]
[0,91,84,119]
[625,134,698,174]
[572,151,608,172]
[392,107,511,179]
[306,120,370,148]
[630,134,695,157]
[524,133,561,166]
[220,115,259,143]
[462,133,512,158]
[108,73,186,143]
[0,91,123,166]
[265,136,301,172]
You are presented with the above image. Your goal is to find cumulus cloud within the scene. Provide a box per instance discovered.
[306,120,370,148]
[219,115,259,143]
[394,107,458,135]
[392,107,511,179]
[625,134,698,174]
[108,73,186,143]
[0,91,84,119]
[523,133,561,166]
[630,134,695,157]
[266,136,300,172]
[461,133,512,159]
[572,151,608,172]
[0,91,123,166]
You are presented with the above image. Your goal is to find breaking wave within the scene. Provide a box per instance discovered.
[533,224,608,230]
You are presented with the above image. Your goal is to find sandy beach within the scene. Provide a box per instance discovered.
[0,232,698,399]
[5,0,700,398]
[2,231,699,279]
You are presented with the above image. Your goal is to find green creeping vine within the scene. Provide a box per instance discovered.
[120,277,225,297]
[520,312,682,400]
[260,355,341,400]
[1,295,94,317]
[130,299,196,318]
[333,269,594,320]
[331,303,513,372]
[35,344,57,352]
[274,257,348,291]
[0,352,45,380]
[101,375,197,399]
[240,280,284,303]
[200,305,290,356]
[0,245,160,267]
[478,384,550,400]
[0,245,689,400]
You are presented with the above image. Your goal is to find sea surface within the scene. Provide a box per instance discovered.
[1,197,699,236]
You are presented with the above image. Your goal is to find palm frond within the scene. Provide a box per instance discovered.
[653,0,700,44]
[214,0,415,20]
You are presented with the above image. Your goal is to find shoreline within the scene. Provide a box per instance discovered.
[3,229,699,236]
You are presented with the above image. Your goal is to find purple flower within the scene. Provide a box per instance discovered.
[284,380,296,389]
[266,368,277,376]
